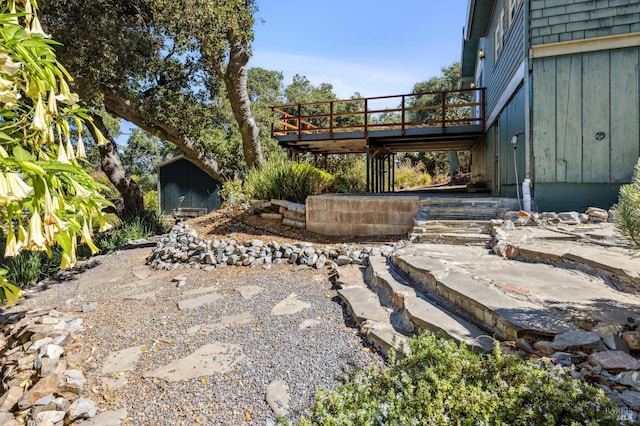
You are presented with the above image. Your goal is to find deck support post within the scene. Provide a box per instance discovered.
[366,145,371,193]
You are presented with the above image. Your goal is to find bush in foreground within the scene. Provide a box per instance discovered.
[300,333,618,425]
[614,158,640,250]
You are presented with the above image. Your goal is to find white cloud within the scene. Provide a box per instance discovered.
[250,50,430,99]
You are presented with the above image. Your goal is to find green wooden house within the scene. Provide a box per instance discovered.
[461,0,640,211]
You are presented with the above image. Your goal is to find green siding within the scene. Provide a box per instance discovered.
[530,0,640,45]
[497,85,526,195]
[532,56,557,183]
[555,54,582,183]
[483,0,526,120]
[610,47,640,182]
[532,46,640,210]
[535,183,622,211]
[582,50,611,183]
[159,158,222,214]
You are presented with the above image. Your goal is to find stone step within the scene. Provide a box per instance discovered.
[418,197,519,209]
[422,207,503,221]
[335,269,410,357]
[410,232,492,246]
[390,246,576,341]
[336,286,390,325]
[366,257,492,352]
[413,219,491,232]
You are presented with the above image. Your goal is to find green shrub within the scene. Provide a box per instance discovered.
[244,157,331,203]
[301,333,617,425]
[332,156,367,193]
[144,190,159,212]
[394,159,432,189]
[220,179,246,206]
[614,159,640,249]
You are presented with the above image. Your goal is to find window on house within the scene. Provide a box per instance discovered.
[494,9,504,61]
[508,0,523,28]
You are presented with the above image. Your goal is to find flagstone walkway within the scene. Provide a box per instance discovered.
[12,245,382,425]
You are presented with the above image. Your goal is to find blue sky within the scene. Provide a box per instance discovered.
[119,1,469,142]
[250,0,470,99]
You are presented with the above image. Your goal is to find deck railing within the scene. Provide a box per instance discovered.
[271,88,485,139]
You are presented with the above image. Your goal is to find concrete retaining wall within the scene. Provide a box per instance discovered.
[306,194,420,236]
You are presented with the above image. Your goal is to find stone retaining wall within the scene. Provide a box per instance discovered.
[306,195,420,237]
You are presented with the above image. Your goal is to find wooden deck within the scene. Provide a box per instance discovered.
[271,88,486,154]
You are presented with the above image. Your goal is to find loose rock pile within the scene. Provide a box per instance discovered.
[535,328,640,422]
[490,206,616,258]
[502,206,613,227]
[147,222,401,271]
[0,309,96,425]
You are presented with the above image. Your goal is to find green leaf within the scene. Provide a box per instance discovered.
[0,131,15,142]
[2,280,21,307]
[12,145,34,162]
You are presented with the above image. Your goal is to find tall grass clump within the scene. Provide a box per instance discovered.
[244,157,334,203]
[94,209,167,253]
[301,333,618,425]
[614,158,640,250]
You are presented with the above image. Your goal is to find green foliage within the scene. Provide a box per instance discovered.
[328,155,367,193]
[394,159,432,189]
[244,157,332,203]
[302,333,617,426]
[2,247,62,288]
[2,209,166,288]
[615,159,640,250]
[144,190,159,211]
[220,179,246,206]
[92,209,167,252]
[0,1,112,305]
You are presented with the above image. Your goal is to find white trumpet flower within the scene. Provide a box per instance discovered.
[47,89,57,116]
[56,140,70,164]
[69,178,93,200]
[76,133,86,159]
[6,173,33,200]
[26,209,47,251]
[30,15,50,38]
[4,226,19,257]
[31,95,47,132]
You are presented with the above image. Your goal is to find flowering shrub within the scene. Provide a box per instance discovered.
[0,0,111,304]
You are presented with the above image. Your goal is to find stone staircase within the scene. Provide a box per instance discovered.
[410,197,519,244]
[335,257,496,357]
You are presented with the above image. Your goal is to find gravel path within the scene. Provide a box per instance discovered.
[16,244,383,425]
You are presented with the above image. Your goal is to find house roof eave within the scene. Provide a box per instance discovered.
[466,0,496,40]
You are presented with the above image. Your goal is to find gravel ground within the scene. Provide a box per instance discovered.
[17,244,384,425]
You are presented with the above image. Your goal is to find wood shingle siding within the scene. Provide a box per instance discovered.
[530,0,640,45]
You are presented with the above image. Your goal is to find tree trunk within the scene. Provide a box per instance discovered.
[101,87,225,182]
[213,35,264,169]
[89,113,144,213]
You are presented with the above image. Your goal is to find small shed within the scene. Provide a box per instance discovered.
[158,156,222,216]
